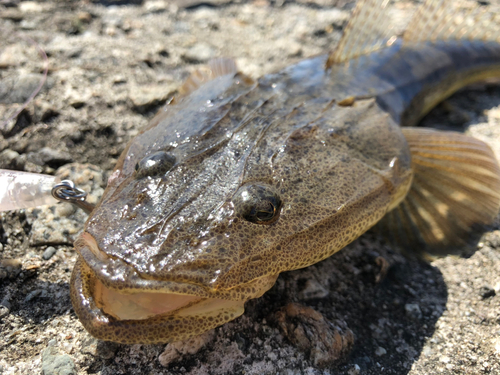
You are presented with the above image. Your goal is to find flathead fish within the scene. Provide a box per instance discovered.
[71,0,500,344]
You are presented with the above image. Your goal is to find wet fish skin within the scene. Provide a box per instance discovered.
[70,0,500,344]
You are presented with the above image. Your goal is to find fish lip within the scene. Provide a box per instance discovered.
[70,257,245,344]
[73,232,214,297]
[74,232,279,298]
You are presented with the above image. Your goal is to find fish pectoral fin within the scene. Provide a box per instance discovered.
[376,127,500,259]
[178,57,241,97]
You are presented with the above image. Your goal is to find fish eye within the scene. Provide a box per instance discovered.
[135,151,176,178]
[233,184,282,225]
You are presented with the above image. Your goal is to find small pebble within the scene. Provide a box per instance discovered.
[405,303,422,320]
[182,42,216,63]
[0,74,46,104]
[24,289,46,302]
[0,298,11,310]
[348,364,361,375]
[28,147,72,167]
[0,305,10,319]
[479,286,496,299]
[129,84,176,113]
[0,149,20,168]
[440,355,450,363]
[19,1,44,12]
[375,347,387,356]
[298,279,329,300]
[42,247,57,260]
[0,259,22,280]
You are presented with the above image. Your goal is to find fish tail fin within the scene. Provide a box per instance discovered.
[327,0,500,68]
[376,127,500,259]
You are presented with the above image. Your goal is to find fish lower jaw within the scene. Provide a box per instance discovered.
[70,258,245,344]
[94,276,249,323]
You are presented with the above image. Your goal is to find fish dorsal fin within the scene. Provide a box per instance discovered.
[178,57,239,97]
[326,0,397,67]
[403,0,500,43]
[327,0,500,68]
[376,128,500,259]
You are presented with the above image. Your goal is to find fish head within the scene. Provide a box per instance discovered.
[71,70,412,344]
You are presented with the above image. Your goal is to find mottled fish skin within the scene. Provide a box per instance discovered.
[70,1,500,344]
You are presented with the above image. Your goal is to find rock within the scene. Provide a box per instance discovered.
[298,279,329,300]
[0,305,10,319]
[27,147,73,168]
[0,149,20,169]
[20,19,38,30]
[39,103,59,122]
[0,74,47,104]
[19,1,44,12]
[24,289,47,302]
[144,0,168,13]
[348,364,361,375]
[0,259,22,280]
[159,330,215,367]
[174,0,233,8]
[41,345,76,375]
[276,303,354,368]
[1,9,24,22]
[479,286,496,299]
[129,84,176,113]
[405,303,423,320]
[182,42,216,63]
[42,246,57,260]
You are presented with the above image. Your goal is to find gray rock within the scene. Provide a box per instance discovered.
[24,289,47,302]
[41,346,76,375]
[0,305,10,319]
[0,297,11,311]
[405,303,423,320]
[27,147,73,167]
[42,246,57,260]
[0,74,46,104]
[20,20,37,30]
[0,149,19,168]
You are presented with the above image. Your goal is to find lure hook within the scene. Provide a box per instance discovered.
[51,180,95,214]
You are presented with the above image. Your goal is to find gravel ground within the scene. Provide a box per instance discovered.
[1,0,500,374]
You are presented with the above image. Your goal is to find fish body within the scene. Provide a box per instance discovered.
[71,0,500,343]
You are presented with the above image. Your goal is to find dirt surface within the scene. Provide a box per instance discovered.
[1,0,500,374]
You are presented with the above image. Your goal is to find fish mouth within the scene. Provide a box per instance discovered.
[70,232,275,344]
